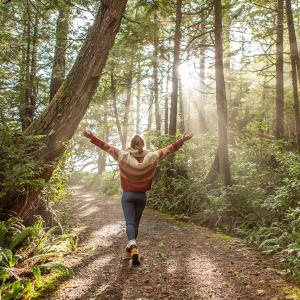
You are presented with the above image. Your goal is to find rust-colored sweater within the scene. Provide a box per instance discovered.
[89,135,185,192]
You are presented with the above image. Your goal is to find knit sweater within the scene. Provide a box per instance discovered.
[89,135,185,192]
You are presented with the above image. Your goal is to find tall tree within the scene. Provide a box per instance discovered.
[275,0,284,139]
[178,77,185,133]
[169,0,182,135]
[111,70,124,148]
[214,0,232,186]
[198,42,208,133]
[20,3,39,130]
[136,59,142,134]
[50,4,71,101]
[122,57,133,148]
[286,0,300,150]
[153,12,161,134]
[2,0,128,218]
[164,68,170,135]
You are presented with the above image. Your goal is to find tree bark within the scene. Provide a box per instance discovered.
[2,0,128,218]
[165,67,170,135]
[136,59,141,134]
[198,42,208,133]
[111,70,124,148]
[214,0,232,186]
[20,3,39,130]
[153,12,161,134]
[122,57,133,148]
[286,0,300,150]
[276,0,284,139]
[179,77,185,133]
[169,0,182,135]
[50,4,71,101]
[204,150,220,184]
[97,150,107,175]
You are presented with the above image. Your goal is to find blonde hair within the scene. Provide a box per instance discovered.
[130,135,145,153]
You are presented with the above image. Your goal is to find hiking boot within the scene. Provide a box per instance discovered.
[123,247,131,260]
[131,246,140,266]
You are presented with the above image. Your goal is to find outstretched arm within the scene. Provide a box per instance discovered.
[83,129,120,161]
[158,133,193,161]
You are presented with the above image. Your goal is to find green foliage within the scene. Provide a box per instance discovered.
[0,127,46,203]
[0,217,76,299]
[147,134,300,280]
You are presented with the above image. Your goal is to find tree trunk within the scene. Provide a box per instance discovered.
[111,71,124,148]
[146,101,153,148]
[286,0,300,150]
[153,12,161,134]
[276,0,284,139]
[165,68,170,135]
[122,57,133,148]
[169,0,182,135]
[97,151,107,175]
[198,42,208,133]
[20,4,39,131]
[136,59,141,134]
[50,5,71,101]
[204,150,220,184]
[179,77,185,133]
[214,0,232,186]
[30,11,39,120]
[2,0,128,219]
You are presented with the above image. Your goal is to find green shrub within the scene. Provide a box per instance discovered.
[0,217,76,299]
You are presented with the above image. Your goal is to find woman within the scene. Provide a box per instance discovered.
[83,129,193,265]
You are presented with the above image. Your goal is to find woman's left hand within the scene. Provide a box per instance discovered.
[83,129,93,139]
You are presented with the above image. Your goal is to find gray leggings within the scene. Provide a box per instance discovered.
[121,191,147,241]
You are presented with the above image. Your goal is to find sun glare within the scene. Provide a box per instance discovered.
[178,62,197,89]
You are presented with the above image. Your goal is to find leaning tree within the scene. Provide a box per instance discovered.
[1,0,128,219]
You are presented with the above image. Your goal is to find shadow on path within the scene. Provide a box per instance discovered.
[45,186,295,300]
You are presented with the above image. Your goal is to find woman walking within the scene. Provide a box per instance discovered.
[83,130,193,265]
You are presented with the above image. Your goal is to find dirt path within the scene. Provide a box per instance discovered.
[46,185,297,300]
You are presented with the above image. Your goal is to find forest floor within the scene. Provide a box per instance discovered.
[43,185,300,300]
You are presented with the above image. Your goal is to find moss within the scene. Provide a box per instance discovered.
[282,286,300,300]
[212,232,234,241]
[159,210,235,241]
[27,271,70,299]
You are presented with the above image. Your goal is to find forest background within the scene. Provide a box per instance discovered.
[1,0,300,298]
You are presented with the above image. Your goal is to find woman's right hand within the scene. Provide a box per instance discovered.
[83,129,93,139]
[182,132,193,142]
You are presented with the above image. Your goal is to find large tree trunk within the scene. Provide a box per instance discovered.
[50,5,71,101]
[276,0,284,139]
[2,0,128,219]
[214,0,232,186]
[286,0,300,150]
[169,0,182,135]
[153,12,161,135]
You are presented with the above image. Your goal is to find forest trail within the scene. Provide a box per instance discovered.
[46,185,296,300]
